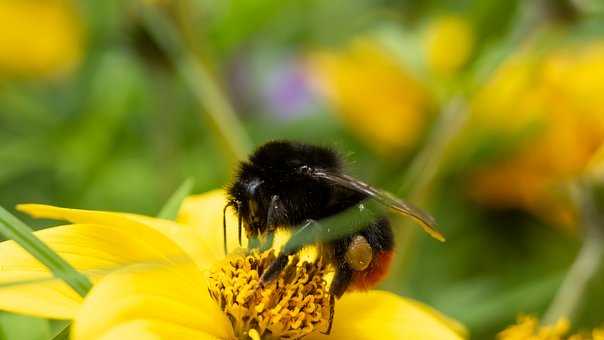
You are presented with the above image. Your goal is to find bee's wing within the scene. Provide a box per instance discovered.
[311,169,445,242]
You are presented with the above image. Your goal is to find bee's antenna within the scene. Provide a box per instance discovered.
[237,201,243,246]
[223,201,235,255]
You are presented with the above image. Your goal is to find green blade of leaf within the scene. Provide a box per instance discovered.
[157,178,194,220]
[139,4,252,162]
[0,312,50,340]
[49,321,70,340]
[0,206,92,297]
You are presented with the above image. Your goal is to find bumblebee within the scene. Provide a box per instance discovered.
[225,140,443,298]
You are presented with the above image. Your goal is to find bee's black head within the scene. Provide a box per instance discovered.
[227,140,342,236]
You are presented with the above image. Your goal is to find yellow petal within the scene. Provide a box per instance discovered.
[72,264,234,340]
[0,223,190,319]
[98,320,221,340]
[177,189,247,262]
[307,290,467,340]
[17,204,215,269]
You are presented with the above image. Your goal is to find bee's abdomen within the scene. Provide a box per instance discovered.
[348,217,395,291]
[349,250,394,291]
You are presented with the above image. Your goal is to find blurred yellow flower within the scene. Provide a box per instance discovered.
[585,143,604,182]
[423,15,474,76]
[0,190,466,339]
[498,315,604,340]
[498,315,570,340]
[0,0,83,77]
[309,38,432,156]
[467,42,604,228]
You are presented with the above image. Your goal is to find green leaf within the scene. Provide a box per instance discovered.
[0,312,50,340]
[139,5,252,162]
[48,321,70,340]
[157,178,195,220]
[0,207,92,297]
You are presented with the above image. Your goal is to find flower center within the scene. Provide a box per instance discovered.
[207,249,333,340]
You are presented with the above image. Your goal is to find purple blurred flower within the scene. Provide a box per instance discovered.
[261,59,317,120]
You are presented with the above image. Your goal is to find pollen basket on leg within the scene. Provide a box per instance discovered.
[207,249,332,340]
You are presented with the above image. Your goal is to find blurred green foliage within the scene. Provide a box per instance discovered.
[1,0,604,339]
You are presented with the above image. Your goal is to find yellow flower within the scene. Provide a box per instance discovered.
[498,316,570,340]
[423,15,474,76]
[309,38,432,156]
[0,0,83,77]
[467,43,604,228]
[585,143,604,182]
[498,315,604,340]
[0,190,466,339]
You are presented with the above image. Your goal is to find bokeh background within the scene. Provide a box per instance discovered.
[1,0,604,339]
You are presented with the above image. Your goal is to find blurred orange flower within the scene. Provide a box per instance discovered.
[0,0,83,78]
[309,38,432,156]
[468,42,604,228]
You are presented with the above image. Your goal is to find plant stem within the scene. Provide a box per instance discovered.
[139,4,252,162]
[398,97,467,198]
[383,98,468,290]
[543,183,604,324]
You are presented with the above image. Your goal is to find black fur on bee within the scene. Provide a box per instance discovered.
[225,141,443,333]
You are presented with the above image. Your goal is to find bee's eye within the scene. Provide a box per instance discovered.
[298,165,313,175]
[345,235,373,271]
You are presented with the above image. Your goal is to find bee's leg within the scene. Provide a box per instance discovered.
[260,195,282,251]
[321,258,353,335]
[260,218,321,285]
[322,293,336,335]
[237,204,243,246]
[331,267,354,299]
[331,257,354,298]
[222,202,231,255]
